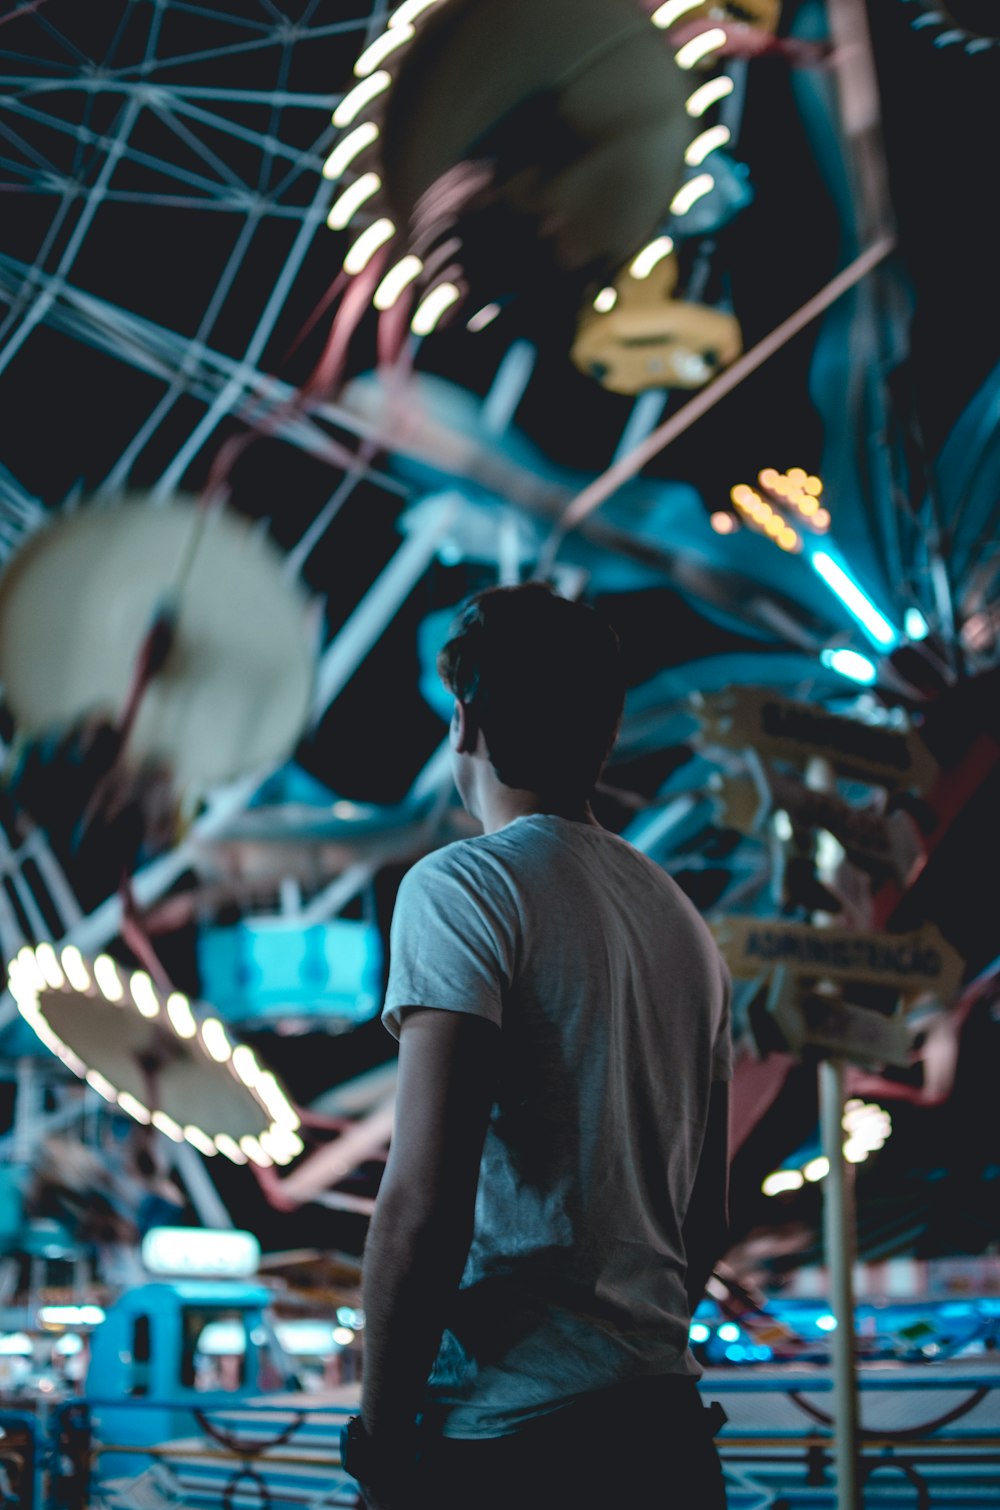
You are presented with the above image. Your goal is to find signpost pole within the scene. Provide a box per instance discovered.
[819,1055,861,1510]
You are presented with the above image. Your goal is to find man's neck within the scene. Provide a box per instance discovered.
[477,787,600,835]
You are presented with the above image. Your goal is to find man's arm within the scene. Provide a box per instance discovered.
[681,1079,731,1316]
[359,1007,499,1450]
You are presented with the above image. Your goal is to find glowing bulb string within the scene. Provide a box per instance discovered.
[536,235,895,574]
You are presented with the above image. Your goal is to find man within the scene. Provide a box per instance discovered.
[341,583,731,1508]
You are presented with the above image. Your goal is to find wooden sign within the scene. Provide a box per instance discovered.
[713,916,964,1000]
[765,970,912,1070]
[692,686,938,793]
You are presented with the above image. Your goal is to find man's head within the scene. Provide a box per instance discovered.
[437,582,624,815]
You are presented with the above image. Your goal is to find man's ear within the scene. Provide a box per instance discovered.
[451,700,479,755]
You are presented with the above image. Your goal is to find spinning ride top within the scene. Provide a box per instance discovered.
[7,943,304,1170]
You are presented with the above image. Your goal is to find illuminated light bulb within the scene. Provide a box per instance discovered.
[820,647,878,684]
[240,1135,273,1169]
[765,516,783,536]
[93,954,124,1002]
[787,467,807,485]
[118,1092,152,1125]
[593,286,618,313]
[467,302,501,332]
[259,1128,293,1166]
[389,0,442,25]
[729,484,753,506]
[60,946,90,992]
[799,497,818,516]
[326,171,382,230]
[333,1326,356,1346]
[232,1045,261,1088]
[684,124,731,167]
[411,280,461,335]
[373,254,424,310]
[777,527,800,551]
[812,508,830,531]
[215,1134,248,1165]
[343,217,395,275]
[166,992,197,1039]
[256,1072,301,1131]
[184,1125,217,1157]
[354,23,413,76]
[629,236,674,280]
[670,173,715,216]
[762,1169,804,1196]
[689,1322,711,1343]
[332,70,391,129]
[710,511,738,534]
[842,1137,869,1164]
[717,1322,741,1342]
[769,475,789,496]
[685,75,734,117]
[322,121,379,181]
[904,607,930,641]
[650,0,704,27]
[35,943,64,991]
[86,1069,117,1102]
[815,1313,838,1332]
[129,971,160,1019]
[201,1017,232,1063]
[811,552,898,647]
[675,28,728,70]
[803,1156,830,1182]
[152,1109,184,1142]
[803,474,823,495]
[15,946,45,994]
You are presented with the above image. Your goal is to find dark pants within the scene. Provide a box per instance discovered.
[412,1376,728,1509]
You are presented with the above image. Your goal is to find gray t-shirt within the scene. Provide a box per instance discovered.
[382,814,732,1438]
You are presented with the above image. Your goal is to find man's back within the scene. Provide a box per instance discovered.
[383,813,732,1437]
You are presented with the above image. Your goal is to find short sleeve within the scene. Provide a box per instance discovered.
[381,847,516,1039]
[711,961,734,1082]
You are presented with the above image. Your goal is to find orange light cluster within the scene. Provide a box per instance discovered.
[729,484,802,552]
[757,467,830,533]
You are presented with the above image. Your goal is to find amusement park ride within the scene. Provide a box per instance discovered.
[0,0,998,1505]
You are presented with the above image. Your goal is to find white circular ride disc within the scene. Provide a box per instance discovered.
[0,496,316,787]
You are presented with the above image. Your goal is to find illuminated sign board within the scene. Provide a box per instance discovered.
[713,917,963,999]
[141,1226,261,1279]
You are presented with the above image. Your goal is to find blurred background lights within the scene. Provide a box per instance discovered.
[689,1322,711,1343]
[685,125,731,167]
[762,1169,804,1196]
[93,955,123,1001]
[466,302,501,332]
[670,173,715,217]
[129,971,160,1018]
[201,1016,232,1063]
[710,511,738,534]
[804,1155,831,1182]
[389,0,442,25]
[629,236,674,279]
[166,991,197,1038]
[343,217,395,275]
[820,647,879,685]
[816,1313,838,1332]
[674,29,727,69]
[593,286,618,313]
[373,255,424,311]
[411,282,461,335]
[353,22,413,76]
[332,70,390,129]
[685,76,734,117]
[650,0,703,27]
[60,945,90,992]
[117,1092,151,1124]
[718,1322,741,1342]
[810,552,899,648]
[905,607,930,640]
[326,171,382,231]
[322,121,379,181]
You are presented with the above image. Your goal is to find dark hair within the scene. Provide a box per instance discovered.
[437,582,624,798]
